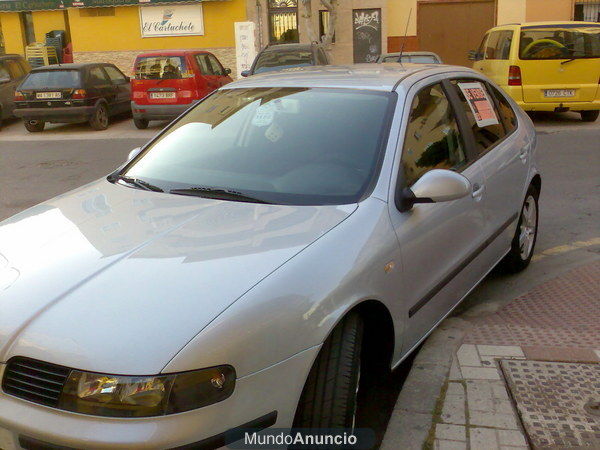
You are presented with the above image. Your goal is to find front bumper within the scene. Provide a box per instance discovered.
[0,346,318,449]
[131,101,194,121]
[516,99,600,112]
[13,106,96,123]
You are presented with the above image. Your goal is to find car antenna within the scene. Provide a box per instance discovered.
[398,8,412,66]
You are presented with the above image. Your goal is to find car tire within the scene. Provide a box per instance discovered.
[580,110,599,122]
[23,120,45,133]
[293,312,363,429]
[134,118,149,130]
[89,103,109,130]
[499,184,539,274]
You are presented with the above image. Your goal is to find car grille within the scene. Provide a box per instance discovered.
[2,357,70,407]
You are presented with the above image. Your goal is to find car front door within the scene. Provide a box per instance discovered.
[388,78,489,354]
[449,78,530,255]
[103,65,131,114]
[206,53,232,87]
[88,66,116,114]
[196,54,221,93]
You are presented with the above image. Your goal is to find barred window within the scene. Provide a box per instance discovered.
[268,0,299,44]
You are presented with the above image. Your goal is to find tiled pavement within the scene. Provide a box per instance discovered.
[431,261,600,449]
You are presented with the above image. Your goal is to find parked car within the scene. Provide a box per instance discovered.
[377,51,443,64]
[0,64,540,448]
[0,54,31,129]
[469,21,600,122]
[241,43,330,77]
[14,63,131,132]
[131,50,233,129]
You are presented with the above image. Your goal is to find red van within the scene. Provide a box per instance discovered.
[131,50,233,129]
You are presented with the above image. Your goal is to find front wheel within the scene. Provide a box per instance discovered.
[580,110,599,122]
[89,103,109,130]
[293,312,363,429]
[499,185,539,273]
[24,120,45,132]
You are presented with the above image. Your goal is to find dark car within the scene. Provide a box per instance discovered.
[0,54,31,129]
[14,63,131,132]
[241,43,330,77]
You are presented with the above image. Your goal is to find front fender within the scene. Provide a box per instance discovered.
[162,197,404,378]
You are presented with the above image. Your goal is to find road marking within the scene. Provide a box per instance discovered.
[532,237,600,262]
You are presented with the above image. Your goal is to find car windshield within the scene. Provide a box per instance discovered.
[123,87,393,205]
[519,25,600,60]
[254,51,313,74]
[135,56,187,79]
[19,70,81,89]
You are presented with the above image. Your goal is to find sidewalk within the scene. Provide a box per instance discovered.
[383,259,600,450]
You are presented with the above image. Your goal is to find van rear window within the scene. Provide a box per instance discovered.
[519,25,600,60]
[135,56,187,80]
[20,70,81,89]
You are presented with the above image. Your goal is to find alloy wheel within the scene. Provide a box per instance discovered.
[519,195,537,259]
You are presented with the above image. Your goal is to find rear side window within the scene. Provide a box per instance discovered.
[254,50,313,74]
[88,67,110,86]
[20,70,82,89]
[484,31,513,60]
[451,80,506,155]
[135,56,187,80]
[104,66,128,84]
[401,83,468,187]
[488,85,517,134]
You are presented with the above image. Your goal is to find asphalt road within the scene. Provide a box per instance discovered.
[0,112,598,446]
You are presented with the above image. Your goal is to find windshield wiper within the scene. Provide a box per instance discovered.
[170,186,272,204]
[561,58,577,65]
[113,174,164,192]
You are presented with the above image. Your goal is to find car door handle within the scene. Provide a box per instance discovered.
[472,183,485,199]
[519,147,528,162]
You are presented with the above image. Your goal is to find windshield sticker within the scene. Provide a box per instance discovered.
[457,82,499,127]
[252,103,274,127]
[265,123,283,143]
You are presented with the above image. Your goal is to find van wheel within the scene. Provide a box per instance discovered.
[499,184,539,274]
[89,103,109,130]
[24,120,45,132]
[293,312,363,429]
[580,110,599,122]
[134,118,149,130]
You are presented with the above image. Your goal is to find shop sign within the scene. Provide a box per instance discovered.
[139,4,204,37]
[0,0,222,12]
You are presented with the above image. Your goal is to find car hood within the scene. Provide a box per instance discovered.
[0,180,356,374]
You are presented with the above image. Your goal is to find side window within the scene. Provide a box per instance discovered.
[196,54,215,75]
[88,67,110,86]
[401,83,468,187]
[477,34,488,58]
[484,32,500,59]
[318,48,328,64]
[484,31,513,60]
[489,85,517,133]
[104,66,127,84]
[208,55,224,75]
[0,63,10,82]
[451,80,506,155]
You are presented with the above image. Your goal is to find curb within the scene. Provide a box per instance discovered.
[381,317,470,450]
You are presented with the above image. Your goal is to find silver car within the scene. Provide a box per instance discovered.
[0,64,539,449]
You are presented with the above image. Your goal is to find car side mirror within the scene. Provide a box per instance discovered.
[224,68,232,75]
[240,70,250,78]
[127,147,142,161]
[397,170,471,212]
[468,50,481,61]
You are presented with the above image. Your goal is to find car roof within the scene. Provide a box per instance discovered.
[135,50,212,57]
[262,43,320,52]
[383,51,440,57]
[227,63,476,92]
[30,63,107,71]
[491,21,597,30]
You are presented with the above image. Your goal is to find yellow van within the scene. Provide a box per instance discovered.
[470,21,600,122]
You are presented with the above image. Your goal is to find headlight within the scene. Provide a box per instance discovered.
[59,365,235,417]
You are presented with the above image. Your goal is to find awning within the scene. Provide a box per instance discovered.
[0,0,224,12]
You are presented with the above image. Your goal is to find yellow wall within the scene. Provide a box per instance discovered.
[68,0,245,53]
[526,0,573,21]
[388,0,417,36]
[0,13,25,55]
[32,10,68,43]
[497,0,526,25]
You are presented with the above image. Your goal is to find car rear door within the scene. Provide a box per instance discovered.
[388,76,489,353]
[87,66,115,111]
[103,65,131,114]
